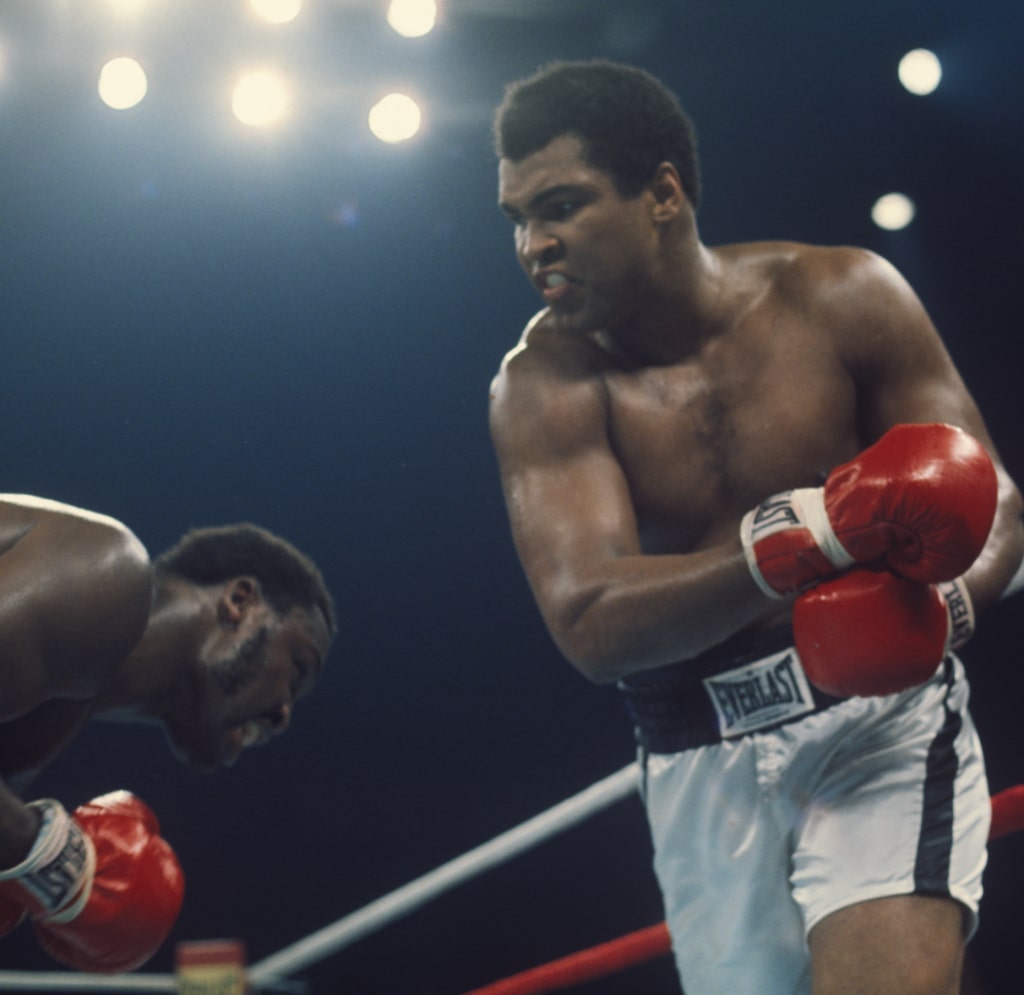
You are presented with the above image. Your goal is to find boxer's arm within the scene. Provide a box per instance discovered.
[817,248,1024,614]
[0,781,41,871]
[0,497,152,868]
[489,333,769,684]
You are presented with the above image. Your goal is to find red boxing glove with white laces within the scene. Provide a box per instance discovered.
[0,791,184,973]
[740,423,998,597]
[793,568,975,698]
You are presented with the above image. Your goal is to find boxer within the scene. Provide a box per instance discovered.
[0,497,335,972]
[489,59,1023,994]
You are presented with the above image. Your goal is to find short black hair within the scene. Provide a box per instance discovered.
[494,59,701,208]
[154,524,336,638]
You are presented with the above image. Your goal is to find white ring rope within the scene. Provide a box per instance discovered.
[246,762,640,988]
[0,972,176,991]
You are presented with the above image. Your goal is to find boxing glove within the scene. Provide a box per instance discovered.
[741,423,997,597]
[990,785,1024,843]
[0,791,184,973]
[792,568,973,698]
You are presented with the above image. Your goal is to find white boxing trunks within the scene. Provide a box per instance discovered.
[618,630,990,995]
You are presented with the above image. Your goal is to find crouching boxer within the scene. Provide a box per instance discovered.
[0,496,335,972]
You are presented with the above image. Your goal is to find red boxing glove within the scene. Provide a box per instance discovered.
[0,791,184,973]
[792,569,974,698]
[990,785,1024,843]
[741,423,998,597]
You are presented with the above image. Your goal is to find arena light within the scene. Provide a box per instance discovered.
[232,71,289,127]
[97,57,148,110]
[104,0,150,13]
[898,49,942,96]
[871,192,916,231]
[250,0,302,25]
[368,92,422,143]
[387,0,437,38]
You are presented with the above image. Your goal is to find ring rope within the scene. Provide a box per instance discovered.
[460,783,1024,995]
[0,973,176,992]
[0,774,1019,992]
[245,763,641,988]
[462,922,672,995]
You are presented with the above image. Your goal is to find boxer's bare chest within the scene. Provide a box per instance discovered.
[599,316,857,551]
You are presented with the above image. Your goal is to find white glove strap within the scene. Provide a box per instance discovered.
[790,488,856,570]
[0,800,95,920]
[939,576,975,650]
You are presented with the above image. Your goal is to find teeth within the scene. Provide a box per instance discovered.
[545,273,567,288]
[240,721,261,748]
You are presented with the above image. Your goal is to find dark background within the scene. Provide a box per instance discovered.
[1,1,1022,992]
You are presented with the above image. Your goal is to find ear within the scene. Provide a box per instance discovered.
[216,577,262,628]
[650,162,685,222]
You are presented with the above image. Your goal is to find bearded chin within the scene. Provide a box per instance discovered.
[213,625,271,695]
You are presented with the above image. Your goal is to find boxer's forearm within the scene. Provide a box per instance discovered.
[0,780,41,870]
[964,465,1024,614]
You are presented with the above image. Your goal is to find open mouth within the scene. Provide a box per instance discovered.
[540,272,572,303]
[239,719,267,749]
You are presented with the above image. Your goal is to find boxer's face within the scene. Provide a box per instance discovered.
[498,134,663,337]
[164,603,330,771]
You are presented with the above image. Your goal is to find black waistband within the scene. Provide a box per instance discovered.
[618,626,847,753]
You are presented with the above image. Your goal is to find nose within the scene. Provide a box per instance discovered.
[517,221,560,268]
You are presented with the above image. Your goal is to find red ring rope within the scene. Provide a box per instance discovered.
[463,784,1024,995]
[462,922,671,995]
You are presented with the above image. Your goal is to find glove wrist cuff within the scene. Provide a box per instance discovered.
[740,487,854,599]
[939,576,975,650]
[739,506,784,599]
[0,800,94,919]
[0,800,70,881]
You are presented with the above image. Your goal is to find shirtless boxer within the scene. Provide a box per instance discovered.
[0,496,335,972]
[489,60,1024,994]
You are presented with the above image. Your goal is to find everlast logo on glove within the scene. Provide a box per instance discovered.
[748,492,802,537]
[0,800,92,916]
[30,828,88,910]
[938,578,975,649]
[704,651,816,737]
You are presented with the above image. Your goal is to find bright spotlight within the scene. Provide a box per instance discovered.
[105,0,149,13]
[898,49,942,96]
[232,71,289,127]
[387,0,437,38]
[97,57,148,110]
[250,0,302,25]
[368,93,422,143]
[871,192,916,231]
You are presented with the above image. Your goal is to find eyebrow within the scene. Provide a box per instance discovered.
[499,183,586,219]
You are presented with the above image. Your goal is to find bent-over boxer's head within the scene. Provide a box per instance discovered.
[153,524,336,770]
[154,523,336,635]
[493,59,702,209]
